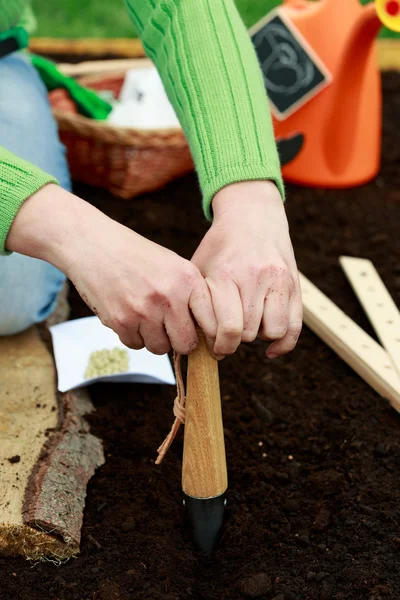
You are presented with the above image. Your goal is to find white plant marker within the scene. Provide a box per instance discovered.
[299,272,400,413]
[340,256,400,379]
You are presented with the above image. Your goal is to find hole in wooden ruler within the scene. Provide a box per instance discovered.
[360,272,368,277]
[384,365,393,370]
[367,287,376,292]
[361,344,369,349]
[377,303,384,308]
[340,324,348,329]
[386,320,394,325]
[320,306,328,311]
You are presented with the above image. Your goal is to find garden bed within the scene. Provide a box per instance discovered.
[1,72,400,600]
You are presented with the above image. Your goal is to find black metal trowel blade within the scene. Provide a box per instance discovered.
[184,493,226,554]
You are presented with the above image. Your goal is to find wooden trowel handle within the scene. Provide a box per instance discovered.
[182,329,228,499]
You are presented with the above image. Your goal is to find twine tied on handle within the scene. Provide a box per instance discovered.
[156,352,186,464]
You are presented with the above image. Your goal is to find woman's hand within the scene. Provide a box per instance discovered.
[191,180,302,359]
[7,184,217,355]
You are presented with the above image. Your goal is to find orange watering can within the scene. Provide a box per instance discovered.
[268,0,383,188]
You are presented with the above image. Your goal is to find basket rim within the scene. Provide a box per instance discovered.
[52,110,186,147]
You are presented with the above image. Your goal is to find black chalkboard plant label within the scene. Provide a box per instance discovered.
[250,8,332,120]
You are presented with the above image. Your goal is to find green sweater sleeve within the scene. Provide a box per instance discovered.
[0,147,58,255]
[125,0,284,218]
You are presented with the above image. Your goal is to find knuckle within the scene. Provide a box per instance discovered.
[189,283,212,311]
[266,263,290,284]
[111,311,131,332]
[277,325,302,354]
[220,323,242,339]
[178,262,199,288]
[287,276,296,296]
[201,321,218,339]
[280,339,297,354]
[145,284,170,305]
[176,337,198,355]
[247,262,264,279]
[285,337,298,351]
[130,300,148,320]
[265,327,287,340]
[289,320,303,336]
[217,264,234,282]
[111,301,148,331]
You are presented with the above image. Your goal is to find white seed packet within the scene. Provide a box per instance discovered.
[49,316,175,393]
[107,66,181,130]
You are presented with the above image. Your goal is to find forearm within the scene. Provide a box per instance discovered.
[126,0,284,218]
[6,184,113,275]
[0,147,59,255]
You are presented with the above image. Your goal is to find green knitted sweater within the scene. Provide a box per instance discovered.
[0,0,31,32]
[0,0,283,255]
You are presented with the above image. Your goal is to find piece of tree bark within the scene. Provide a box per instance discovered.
[0,327,104,560]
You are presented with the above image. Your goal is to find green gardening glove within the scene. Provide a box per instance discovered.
[31,54,113,120]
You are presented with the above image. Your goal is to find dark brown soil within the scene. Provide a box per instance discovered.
[1,72,400,600]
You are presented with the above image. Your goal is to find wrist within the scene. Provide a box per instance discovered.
[212,180,283,220]
[6,184,110,274]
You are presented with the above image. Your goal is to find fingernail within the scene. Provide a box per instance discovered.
[209,344,224,361]
[267,353,278,360]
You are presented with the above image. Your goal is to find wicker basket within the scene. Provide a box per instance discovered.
[50,72,193,199]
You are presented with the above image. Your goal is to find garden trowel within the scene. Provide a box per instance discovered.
[182,329,227,554]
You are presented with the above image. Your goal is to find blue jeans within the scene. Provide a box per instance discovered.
[0,53,71,335]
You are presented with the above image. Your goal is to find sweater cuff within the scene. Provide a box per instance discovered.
[0,161,58,255]
[201,161,285,220]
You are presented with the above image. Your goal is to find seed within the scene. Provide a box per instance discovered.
[85,348,129,379]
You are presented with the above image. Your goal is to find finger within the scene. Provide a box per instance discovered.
[266,289,303,358]
[110,313,145,350]
[189,277,218,351]
[118,328,145,350]
[259,284,290,342]
[240,281,267,343]
[139,320,171,355]
[164,307,198,355]
[207,277,243,357]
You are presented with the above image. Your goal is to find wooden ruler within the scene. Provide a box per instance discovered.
[340,256,400,378]
[299,272,400,412]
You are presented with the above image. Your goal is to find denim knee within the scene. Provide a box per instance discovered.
[0,312,38,337]
[0,253,66,337]
[0,52,72,191]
